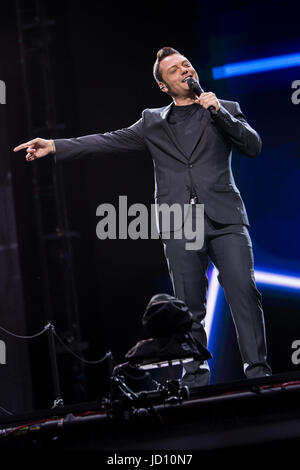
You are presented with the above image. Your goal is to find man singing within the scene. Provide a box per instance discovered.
[14,47,272,388]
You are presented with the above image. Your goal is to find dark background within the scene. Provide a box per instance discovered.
[0,0,299,412]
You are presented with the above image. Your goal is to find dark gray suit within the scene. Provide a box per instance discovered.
[54,99,272,381]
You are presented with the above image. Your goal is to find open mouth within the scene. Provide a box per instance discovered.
[182,75,193,83]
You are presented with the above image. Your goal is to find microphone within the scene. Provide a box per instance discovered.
[187,77,218,116]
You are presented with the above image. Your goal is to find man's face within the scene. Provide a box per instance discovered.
[158,53,199,97]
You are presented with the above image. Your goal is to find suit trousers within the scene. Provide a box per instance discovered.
[162,206,272,383]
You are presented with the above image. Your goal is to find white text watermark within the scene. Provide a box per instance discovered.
[0,340,6,365]
[291,80,300,104]
[96,196,204,250]
[0,80,6,104]
[291,340,300,364]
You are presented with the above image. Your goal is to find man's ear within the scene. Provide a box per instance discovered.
[158,82,168,93]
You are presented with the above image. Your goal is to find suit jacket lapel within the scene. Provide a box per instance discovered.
[189,107,210,162]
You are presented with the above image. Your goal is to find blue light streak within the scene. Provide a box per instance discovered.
[212,52,300,79]
[206,268,300,343]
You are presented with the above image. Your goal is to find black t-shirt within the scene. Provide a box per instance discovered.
[167,102,200,156]
[168,103,200,199]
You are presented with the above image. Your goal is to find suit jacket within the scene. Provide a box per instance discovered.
[54,100,262,231]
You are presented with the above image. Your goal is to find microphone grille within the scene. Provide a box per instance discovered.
[186,77,203,96]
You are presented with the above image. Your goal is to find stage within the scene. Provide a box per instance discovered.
[1,2,300,465]
[1,371,300,456]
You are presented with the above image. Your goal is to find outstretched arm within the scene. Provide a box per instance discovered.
[14,116,146,162]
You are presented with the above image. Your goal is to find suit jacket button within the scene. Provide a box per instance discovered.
[189,164,193,168]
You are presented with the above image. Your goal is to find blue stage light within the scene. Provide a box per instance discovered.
[206,268,300,343]
[212,52,300,79]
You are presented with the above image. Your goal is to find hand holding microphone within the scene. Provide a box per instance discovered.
[187,77,220,116]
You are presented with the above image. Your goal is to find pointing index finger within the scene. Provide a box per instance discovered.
[13,140,34,152]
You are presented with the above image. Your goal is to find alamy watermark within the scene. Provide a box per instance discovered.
[96,196,205,250]
[0,80,6,104]
[291,80,300,104]
[0,340,6,365]
[291,340,300,365]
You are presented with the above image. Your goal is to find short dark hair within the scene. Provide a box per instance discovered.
[153,47,182,83]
